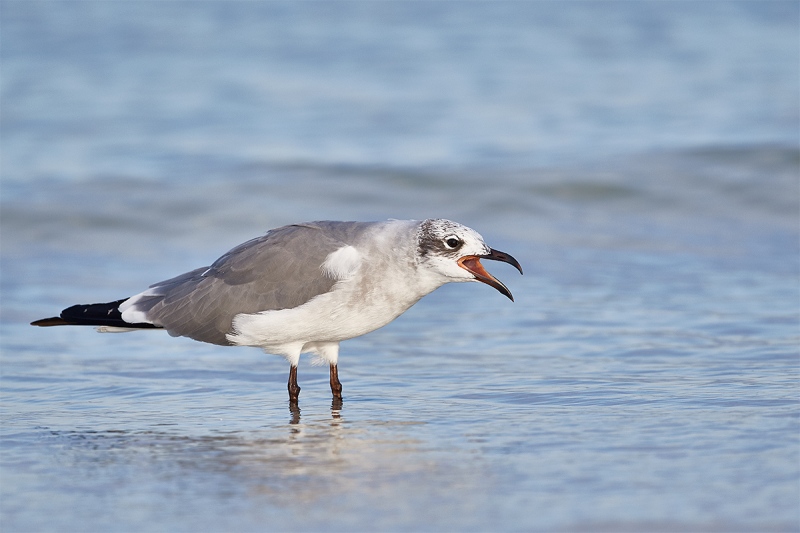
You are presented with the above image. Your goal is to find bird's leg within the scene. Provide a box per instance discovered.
[288,365,301,404]
[329,363,343,400]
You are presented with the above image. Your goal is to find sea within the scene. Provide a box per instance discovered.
[1,2,798,532]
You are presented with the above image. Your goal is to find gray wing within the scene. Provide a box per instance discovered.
[126,223,355,345]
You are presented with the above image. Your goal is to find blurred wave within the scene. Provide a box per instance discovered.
[2,145,795,260]
[2,1,797,178]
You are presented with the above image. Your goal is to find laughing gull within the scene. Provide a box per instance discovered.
[32,219,522,404]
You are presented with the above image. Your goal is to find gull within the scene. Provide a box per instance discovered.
[32,219,522,404]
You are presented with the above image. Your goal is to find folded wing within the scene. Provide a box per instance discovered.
[120,223,350,345]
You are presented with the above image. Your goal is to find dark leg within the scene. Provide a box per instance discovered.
[288,365,301,404]
[329,363,343,400]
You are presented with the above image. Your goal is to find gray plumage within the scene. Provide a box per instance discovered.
[127,221,377,345]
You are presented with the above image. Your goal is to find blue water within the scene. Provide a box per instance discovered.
[1,2,798,532]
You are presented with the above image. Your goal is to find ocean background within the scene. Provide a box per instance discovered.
[1,2,798,532]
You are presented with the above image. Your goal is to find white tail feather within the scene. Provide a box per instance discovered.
[96,326,141,333]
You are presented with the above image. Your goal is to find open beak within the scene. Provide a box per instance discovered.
[457,248,523,301]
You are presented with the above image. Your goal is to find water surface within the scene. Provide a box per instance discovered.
[1,2,798,532]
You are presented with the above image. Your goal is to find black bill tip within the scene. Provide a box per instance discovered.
[480,248,523,276]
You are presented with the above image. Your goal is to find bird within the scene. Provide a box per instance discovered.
[31,219,522,404]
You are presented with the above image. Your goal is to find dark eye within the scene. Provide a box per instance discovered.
[444,236,462,249]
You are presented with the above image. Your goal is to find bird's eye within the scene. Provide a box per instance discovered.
[444,236,462,249]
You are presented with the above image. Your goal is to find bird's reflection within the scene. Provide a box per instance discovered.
[40,399,443,517]
[331,397,343,418]
[288,402,301,425]
[288,398,343,425]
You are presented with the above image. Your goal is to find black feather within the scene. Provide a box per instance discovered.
[31,299,161,329]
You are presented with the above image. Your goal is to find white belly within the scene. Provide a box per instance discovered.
[225,275,428,353]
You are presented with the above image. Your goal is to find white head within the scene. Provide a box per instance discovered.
[415,219,523,300]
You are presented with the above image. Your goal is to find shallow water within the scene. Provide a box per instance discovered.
[2,2,799,532]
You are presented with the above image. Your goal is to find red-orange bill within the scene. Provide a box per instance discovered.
[457,248,522,301]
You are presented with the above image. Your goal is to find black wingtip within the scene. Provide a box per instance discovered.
[31,317,70,327]
[31,299,161,330]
